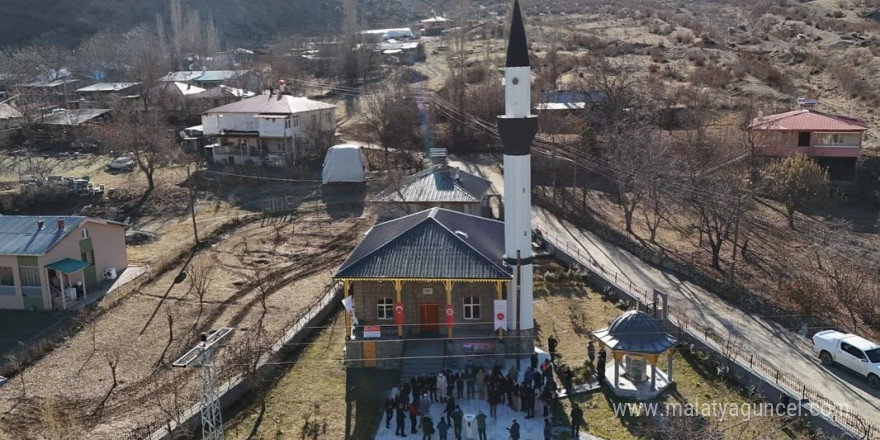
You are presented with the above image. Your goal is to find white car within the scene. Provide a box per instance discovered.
[812,330,880,388]
[107,156,135,171]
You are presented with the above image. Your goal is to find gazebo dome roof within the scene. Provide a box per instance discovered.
[593,310,677,354]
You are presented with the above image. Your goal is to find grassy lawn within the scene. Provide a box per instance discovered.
[533,267,811,440]
[224,311,349,440]
[0,310,68,359]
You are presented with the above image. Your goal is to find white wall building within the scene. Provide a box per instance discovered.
[202,93,336,167]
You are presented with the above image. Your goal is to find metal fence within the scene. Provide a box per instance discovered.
[539,229,879,440]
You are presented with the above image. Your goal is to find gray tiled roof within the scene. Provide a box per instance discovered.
[335,208,510,280]
[203,94,335,115]
[372,165,491,204]
[0,216,88,256]
[593,310,678,354]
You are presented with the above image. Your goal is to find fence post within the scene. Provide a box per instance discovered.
[749,354,753,369]
[801,385,806,401]
[775,370,779,384]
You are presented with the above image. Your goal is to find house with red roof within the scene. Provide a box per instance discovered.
[748,109,867,181]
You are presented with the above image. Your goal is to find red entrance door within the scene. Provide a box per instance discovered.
[419,304,439,334]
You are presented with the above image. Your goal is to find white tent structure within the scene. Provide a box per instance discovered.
[322,145,365,184]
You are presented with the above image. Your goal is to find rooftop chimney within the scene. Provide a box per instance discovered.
[57,219,65,231]
[37,220,44,230]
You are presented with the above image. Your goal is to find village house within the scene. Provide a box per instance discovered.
[159,70,260,92]
[372,164,492,218]
[749,108,868,181]
[201,93,336,166]
[335,208,512,369]
[0,103,22,130]
[74,82,141,109]
[19,78,82,109]
[0,216,127,311]
[421,16,453,36]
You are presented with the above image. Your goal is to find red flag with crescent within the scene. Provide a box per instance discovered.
[394,302,404,325]
[444,304,455,328]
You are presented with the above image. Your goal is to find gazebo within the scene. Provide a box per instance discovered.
[593,310,678,399]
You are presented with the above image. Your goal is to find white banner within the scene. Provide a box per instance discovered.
[341,296,359,326]
[493,300,507,331]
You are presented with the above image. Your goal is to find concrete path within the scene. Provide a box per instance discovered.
[447,156,880,428]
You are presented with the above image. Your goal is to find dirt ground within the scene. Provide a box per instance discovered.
[0,198,373,440]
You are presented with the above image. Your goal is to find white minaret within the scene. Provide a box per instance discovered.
[498,0,538,354]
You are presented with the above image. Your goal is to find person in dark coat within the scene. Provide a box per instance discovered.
[465,365,475,399]
[385,394,396,429]
[563,367,574,395]
[548,335,558,360]
[396,402,408,437]
[412,376,421,402]
[422,416,434,440]
[597,349,607,381]
[544,418,552,440]
[542,358,554,381]
[488,382,500,418]
[455,371,464,399]
[571,404,585,438]
[533,369,543,389]
[437,417,449,440]
[507,419,521,440]
[445,395,456,421]
[409,401,419,434]
[587,339,596,366]
[476,410,487,440]
[452,405,464,440]
[530,353,539,370]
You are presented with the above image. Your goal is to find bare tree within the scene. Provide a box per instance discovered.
[92,109,179,192]
[689,166,752,270]
[187,255,215,323]
[359,71,420,165]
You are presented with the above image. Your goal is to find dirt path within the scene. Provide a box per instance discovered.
[448,154,880,427]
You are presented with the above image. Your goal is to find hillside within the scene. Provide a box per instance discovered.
[0,0,468,48]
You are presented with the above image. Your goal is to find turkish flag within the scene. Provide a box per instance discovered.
[444,304,455,328]
[394,302,404,325]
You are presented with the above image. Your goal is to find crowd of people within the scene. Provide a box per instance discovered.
[383,336,594,439]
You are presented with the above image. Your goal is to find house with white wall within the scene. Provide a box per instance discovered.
[201,93,336,167]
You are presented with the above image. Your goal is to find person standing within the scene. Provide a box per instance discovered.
[530,353,539,370]
[444,395,455,421]
[563,367,574,395]
[571,404,585,438]
[596,349,607,382]
[452,405,464,440]
[437,372,448,403]
[420,393,431,422]
[507,419,521,440]
[465,366,475,399]
[409,400,419,434]
[455,370,465,399]
[476,410,488,440]
[476,368,486,400]
[386,394,396,429]
[533,369,543,390]
[437,417,449,440]
[422,416,434,440]
[429,373,438,402]
[544,418,552,440]
[396,402,408,437]
[488,382,500,418]
[548,335,558,361]
[587,339,596,366]
[542,358,554,382]
[511,379,520,411]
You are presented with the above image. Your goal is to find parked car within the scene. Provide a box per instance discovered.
[107,156,135,171]
[812,330,880,388]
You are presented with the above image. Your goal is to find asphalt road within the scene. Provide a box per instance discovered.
[447,154,880,429]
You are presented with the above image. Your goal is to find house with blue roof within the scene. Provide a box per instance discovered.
[0,216,127,310]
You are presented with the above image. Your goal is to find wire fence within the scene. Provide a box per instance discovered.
[538,229,879,440]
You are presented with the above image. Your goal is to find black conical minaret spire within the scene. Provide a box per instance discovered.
[506,0,530,68]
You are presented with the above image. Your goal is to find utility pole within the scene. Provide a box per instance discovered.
[172,327,235,440]
[187,165,199,245]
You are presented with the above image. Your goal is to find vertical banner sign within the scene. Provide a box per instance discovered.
[444,304,455,329]
[341,296,359,326]
[494,300,507,331]
[394,302,405,326]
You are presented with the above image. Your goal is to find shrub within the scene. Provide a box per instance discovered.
[670,28,695,45]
